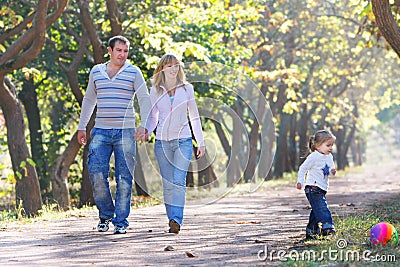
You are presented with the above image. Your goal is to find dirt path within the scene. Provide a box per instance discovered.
[0,161,399,267]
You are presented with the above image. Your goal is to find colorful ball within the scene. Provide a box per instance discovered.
[370,222,398,246]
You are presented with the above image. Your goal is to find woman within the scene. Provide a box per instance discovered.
[147,54,205,234]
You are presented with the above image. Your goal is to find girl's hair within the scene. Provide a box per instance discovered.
[151,54,186,94]
[309,129,336,152]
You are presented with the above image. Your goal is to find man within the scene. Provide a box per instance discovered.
[77,36,150,234]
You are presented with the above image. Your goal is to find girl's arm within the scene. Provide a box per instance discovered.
[329,154,336,176]
[296,153,314,188]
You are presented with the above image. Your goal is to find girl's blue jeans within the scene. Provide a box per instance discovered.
[154,137,193,226]
[304,185,334,234]
[88,128,136,228]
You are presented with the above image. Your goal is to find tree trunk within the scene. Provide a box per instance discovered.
[106,0,122,36]
[0,0,67,215]
[227,101,244,186]
[298,103,309,166]
[134,148,149,196]
[79,144,94,206]
[0,77,42,215]
[19,77,49,193]
[372,0,400,58]
[288,114,297,171]
[212,118,231,157]
[335,127,347,170]
[257,110,275,180]
[79,114,96,206]
[273,113,291,178]
[187,146,197,188]
[197,150,218,189]
[243,84,268,182]
[350,136,362,166]
[186,166,194,188]
[50,132,81,210]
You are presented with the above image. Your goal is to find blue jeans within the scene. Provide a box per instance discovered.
[305,186,334,234]
[88,128,136,227]
[154,138,193,226]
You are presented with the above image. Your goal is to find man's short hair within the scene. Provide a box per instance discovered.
[108,35,130,50]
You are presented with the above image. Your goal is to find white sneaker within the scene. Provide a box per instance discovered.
[114,226,127,234]
[97,218,112,232]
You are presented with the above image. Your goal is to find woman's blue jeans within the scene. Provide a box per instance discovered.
[304,185,334,234]
[88,128,136,228]
[154,138,193,226]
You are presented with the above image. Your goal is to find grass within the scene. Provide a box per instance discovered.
[0,203,95,228]
[280,194,400,267]
[0,195,161,229]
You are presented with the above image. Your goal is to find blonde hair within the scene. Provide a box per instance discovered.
[309,129,336,152]
[151,54,186,94]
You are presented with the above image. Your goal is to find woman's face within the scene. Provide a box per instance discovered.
[162,62,180,80]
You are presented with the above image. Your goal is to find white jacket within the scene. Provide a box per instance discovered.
[146,83,204,146]
[297,151,336,191]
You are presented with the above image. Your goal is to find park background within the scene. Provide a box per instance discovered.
[0,0,400,217]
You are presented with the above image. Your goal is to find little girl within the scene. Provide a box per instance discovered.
[296,129,336,239]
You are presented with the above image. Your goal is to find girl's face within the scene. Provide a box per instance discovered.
[162,62,180,80]
[316,139,335,155]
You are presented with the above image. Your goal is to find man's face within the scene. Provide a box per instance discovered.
[108,41,129,67]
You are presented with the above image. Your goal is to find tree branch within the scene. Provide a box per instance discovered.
[372,0,400,57]
[0,0,68,75]
[77,0,105,64]
[0,13,35,44]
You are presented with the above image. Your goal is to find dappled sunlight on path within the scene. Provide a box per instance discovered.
[0,162,399,266]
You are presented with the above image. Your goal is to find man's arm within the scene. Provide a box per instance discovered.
[133,66,151,141]
[77,68,97,145]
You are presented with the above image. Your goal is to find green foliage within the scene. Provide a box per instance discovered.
[1,0,400,207]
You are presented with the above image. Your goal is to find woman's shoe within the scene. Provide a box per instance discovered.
[168,220,180,234]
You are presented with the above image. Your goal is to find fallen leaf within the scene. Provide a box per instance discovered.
[164,245,175,251]
[236,221,261,224]
[185,251,197,258]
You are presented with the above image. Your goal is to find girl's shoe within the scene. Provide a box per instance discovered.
[322,228,336,236]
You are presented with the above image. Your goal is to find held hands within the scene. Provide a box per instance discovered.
[135,126,149,142]
[77,130,87,146]
[296,182,302,190]
[196,146,206,158]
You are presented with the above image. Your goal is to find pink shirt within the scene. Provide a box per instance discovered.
[147,83,205,147]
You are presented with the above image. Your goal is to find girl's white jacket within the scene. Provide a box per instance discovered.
[297,151,336,191]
